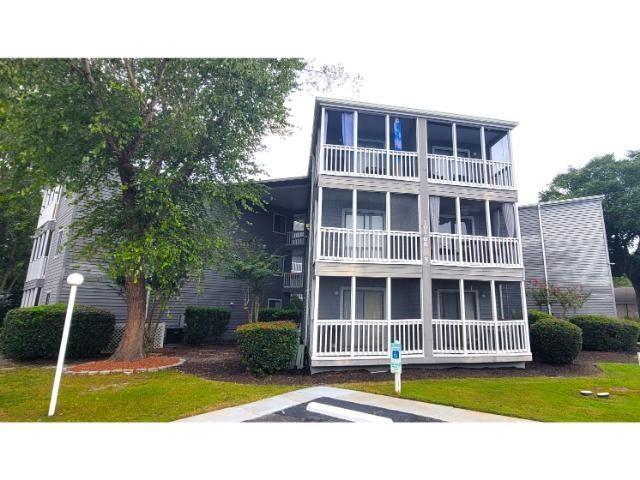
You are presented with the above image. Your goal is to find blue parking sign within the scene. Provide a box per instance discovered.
[390,341,402,374]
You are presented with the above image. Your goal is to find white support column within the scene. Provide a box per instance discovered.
[352,188,357,260]
[319,107,326,174]
[385,114,390,176]
[452,123,458,181]
[350,276,356,357]
[316,187,323,261]
[386,191,391,261]
[386,277,392,350]
[485,199,494,264]
[353,111,359,174]
[455,196,463,263]
[520,280,531,350]
[480,126,488,186]
[490,280,499,353]
[507,130,515,187]
[513,202,524,266]
[459,278,467,354]
[311,276,320,358]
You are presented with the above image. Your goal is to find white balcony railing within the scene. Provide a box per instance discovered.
[319,227,421,264]
[322,144,419,181]
[286,231,306,246]
[432,319,529,355]
[427,154,514,189]
[430,232,520,266]
[283,271,304,288]
[314,318,424,358]
[25,256,48,282]
[37,188,61,228]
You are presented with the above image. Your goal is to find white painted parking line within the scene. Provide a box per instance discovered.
[306,401,393,423]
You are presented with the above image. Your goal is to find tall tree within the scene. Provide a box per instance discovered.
[0,58,334,360]
[540,151,640,312]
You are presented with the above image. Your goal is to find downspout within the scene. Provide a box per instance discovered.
[537,203,552,314]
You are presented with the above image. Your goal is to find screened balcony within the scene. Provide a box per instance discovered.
[429,196,521,267]
[431,279,529,355]
[318,188,421,264]
[320,109,419,181]
[426,121,514,188]
[313,277,423,358]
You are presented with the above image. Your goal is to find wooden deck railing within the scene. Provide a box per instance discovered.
[322,144,419,181]
[430,232,520,266]
[319,227,421,264]
[432,319,529,355]
[426,154,514,188]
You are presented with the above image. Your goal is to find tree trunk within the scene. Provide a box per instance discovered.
[111,274,147,361]
[632,281,640,318]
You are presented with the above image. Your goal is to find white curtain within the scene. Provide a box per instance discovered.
[342,112,354,146]
[429,196,440,232]
[502,203,516,237]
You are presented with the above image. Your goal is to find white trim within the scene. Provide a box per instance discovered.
[537,204,552,314]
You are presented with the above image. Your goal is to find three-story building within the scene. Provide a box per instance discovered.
[303,98,531,371]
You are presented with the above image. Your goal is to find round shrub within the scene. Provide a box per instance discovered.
[236,321,298,375]
[184,307,231,345]
[258,308,302,323]
[528,309,555,324]
[530,318,582,365]
[569,314,640,352]
[0,304,115,360]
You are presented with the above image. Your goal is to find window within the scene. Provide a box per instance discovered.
[427,121,453,155]
[340,287,385,320]
[273,213,286,234]
[44,292,51,305]
[33,287,42,307]
[437,214,475,235]
[436,289,479,320]
[389,117,417,152]
[456,125,482,159]
[357,113,385,149]
[272,255,284,275]
[267,298,282,309]
[343,209,385,230]
[54,228,65,257]
[484,128,510,162]
[324,110,354,146]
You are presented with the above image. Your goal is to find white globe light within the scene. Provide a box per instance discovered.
[66,273,84,286]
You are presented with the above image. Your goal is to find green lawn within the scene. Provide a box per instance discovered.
[347,363,640,422]
[0,368,299,422]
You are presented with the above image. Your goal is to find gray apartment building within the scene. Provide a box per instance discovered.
[21,97,616,370]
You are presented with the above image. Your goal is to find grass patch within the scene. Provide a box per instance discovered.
[0,367,299,422]
[347,363,640,422]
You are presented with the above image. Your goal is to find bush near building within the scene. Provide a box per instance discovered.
[183,307,231,345]
[528,309,555,325]
[236,321,298,375]
[258,308,301,323]
[530,318,582,365]
[569,315,639,352]
[0,304,115,360]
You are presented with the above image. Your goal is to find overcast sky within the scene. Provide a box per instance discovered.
[255,3,639,204]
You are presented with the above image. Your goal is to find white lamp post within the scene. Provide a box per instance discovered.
[48,273,84,417]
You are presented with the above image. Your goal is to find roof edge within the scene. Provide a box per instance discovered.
[519,195,605,209]
[315,97,518,129]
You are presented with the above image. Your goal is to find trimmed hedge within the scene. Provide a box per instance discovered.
[0,304,115,360]
[528,309,555,324]
[569,314,639,352]
[236,321,298,375]
[258,308,301,323]
[530,318,582,365]
[184,307,231,345]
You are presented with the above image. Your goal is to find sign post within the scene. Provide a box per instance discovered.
[390,340,402,393]
[48,273,84,417]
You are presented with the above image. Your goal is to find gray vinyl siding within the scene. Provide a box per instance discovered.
[519,198,616,317]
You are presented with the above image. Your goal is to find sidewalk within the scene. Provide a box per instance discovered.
[177,386,533,423]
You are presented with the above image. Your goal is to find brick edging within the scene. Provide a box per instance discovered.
[65,358,186,375]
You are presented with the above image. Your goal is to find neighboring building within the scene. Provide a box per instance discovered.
[23,97,554,369]
[614,287,638,319]
[20,178,309,339]
[519,196,617,318]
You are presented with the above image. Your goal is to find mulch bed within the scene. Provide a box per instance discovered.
[163,343,640,386]
[66,355,184,375]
